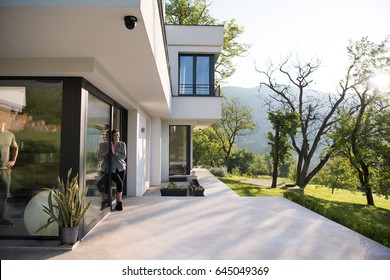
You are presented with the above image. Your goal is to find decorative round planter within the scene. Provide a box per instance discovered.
[59,226,79,245]
[24,190,59,236]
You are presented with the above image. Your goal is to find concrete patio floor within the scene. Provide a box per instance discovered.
[1,168,390,260]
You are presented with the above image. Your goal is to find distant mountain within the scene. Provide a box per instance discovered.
[222,86,272,154]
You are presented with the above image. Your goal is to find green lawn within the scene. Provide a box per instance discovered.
[219,177,286,197]
[305,185,390,210]
[219,175,390,247]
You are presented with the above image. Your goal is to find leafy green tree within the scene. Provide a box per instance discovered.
[165,0,215,25]
[314,156,360,194]
[249,153,272,176]
[165,0,250,83]
[212,96,256,172]
[330,37,390,205]
[24,88,62,125]
[215,19,249,85]
[280,157,297,179]
[193,127,224,167]
[229,148,255,175]
[267,110,299,188]
[331,108,390,205]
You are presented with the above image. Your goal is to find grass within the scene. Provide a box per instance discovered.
[305,185,390,210]
[220,178,286,196]
[218,175,390,247]
[219,174,293,197]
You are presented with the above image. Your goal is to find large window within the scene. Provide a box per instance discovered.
[0,78,128,241]
[179,55,214,95]
[0,79,62,238]
[169,125,190,175]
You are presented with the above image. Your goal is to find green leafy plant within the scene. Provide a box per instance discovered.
[164,182,187,190]
[191,185,204,191]
[35,168,94,233]
[189,181,204,190]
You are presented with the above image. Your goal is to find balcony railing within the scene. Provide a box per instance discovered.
[179,84,220,96]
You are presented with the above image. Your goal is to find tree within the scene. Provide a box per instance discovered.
[25,88,62,125]
[165,0,215,25]
[314,156,360,194]
[330,36,390,206]
[249,153,272,176]
[193,127,224,167]
[215,18,249,85]
[332,107,390,205]
[212,97,256,172]
[229,148,255,175]
[256,56,348,188]
[165,0,250,84]
[267,110,299,188]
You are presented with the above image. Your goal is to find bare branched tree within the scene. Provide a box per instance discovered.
[256,56,355,188]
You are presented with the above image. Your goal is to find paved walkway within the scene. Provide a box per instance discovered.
[1,168,390,260]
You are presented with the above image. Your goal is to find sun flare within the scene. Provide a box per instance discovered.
[371,73,390,91]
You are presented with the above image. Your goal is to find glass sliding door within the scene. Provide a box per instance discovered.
[169,125,190,175]
[83,91,128,232]
[0,79,62,238]
[84,93,111,231]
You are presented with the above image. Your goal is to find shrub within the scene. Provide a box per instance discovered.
[209,166,227,177]
[164,182,187,190]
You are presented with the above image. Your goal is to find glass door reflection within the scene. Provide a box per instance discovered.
[84,94,111,229]
[0,79,62,238]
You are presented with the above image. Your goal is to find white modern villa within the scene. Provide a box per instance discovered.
[0,0,223,241]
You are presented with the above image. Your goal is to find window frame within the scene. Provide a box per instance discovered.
[168,125,191,176]
[178,54,215,96]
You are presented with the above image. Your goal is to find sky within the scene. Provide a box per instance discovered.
[208,0,390,92]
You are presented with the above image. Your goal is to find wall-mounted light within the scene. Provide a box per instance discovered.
[141,127,146,133]
[124,15,138,30]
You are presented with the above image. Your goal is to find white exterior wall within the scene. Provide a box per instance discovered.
[141,0,172,110]
[161,121,170,182]
[172,96,222,120]
[150,117,162,186]
[126,110,138,197]
[136,110,151,196]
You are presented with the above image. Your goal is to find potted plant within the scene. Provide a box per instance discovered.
[160,182,188,196]
[35,168,95,245]
[190,185,205,196]
[189,179,205,196]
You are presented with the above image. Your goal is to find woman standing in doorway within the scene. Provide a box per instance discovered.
[111,129,126,211]
[97,129,126,211]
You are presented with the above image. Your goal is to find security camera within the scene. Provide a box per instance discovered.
[124,15,137,30]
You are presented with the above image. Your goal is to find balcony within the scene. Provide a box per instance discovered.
[171,93,222,126]
[179,84,221,96]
